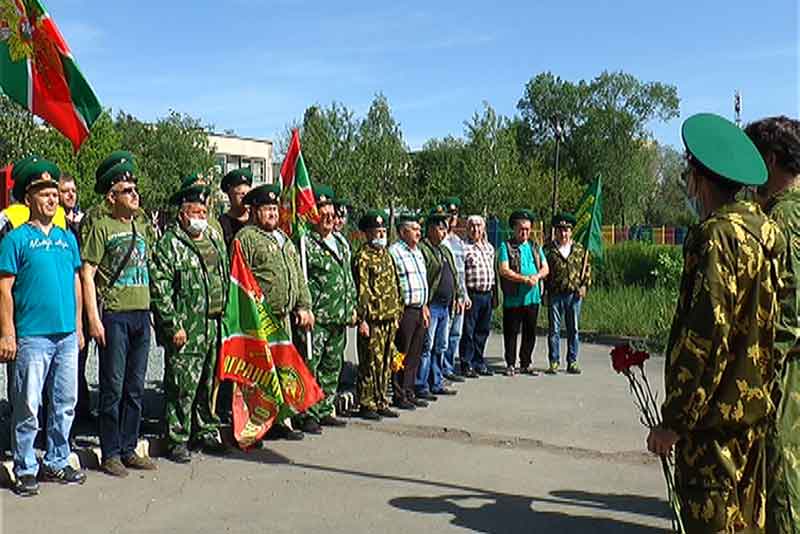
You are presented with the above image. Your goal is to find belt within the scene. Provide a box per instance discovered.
[468,288,492,295]
[405,304,423,310]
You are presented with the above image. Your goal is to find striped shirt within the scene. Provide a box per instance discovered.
[463,238,495,292]
[443,232,467,296]
[389,240,429,307]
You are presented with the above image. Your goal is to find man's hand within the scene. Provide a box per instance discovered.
[0,335,16,362]
[464,296,472,310]
[646,427,680,456]
[422,305,430,328]
[358,321,370,338]
[296,309,315,331]
[576,286,587,299]
[173,328,187,350]
[77,329,86,352]
[89,318,106,348]
[349,310,358,327]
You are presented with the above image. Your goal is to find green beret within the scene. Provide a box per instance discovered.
[441,197,461,212]
[95,150,136,194]
[551,211,577,228]
[169,184,210,206]
[179,173,209,190]
[334,197,351,216]
[221,168,253,193]
[395,213,424,228]
[358,209,388,231]
[11,155,60,201]
[313,184,335,206]
[509,209,537,226]
[242,183,281,207]
[682,113,767,186]
[426,205,450,227]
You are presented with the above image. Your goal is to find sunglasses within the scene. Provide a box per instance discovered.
[114,185,138,196]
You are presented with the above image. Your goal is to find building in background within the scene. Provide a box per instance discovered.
[208,133,274,185]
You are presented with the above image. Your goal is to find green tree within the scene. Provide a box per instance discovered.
[0,95,51,166]
[410,136,467,212]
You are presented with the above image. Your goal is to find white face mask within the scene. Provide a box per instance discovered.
[186,218,208,235]
[371,237,387,248]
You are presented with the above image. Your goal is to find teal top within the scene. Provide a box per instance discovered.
[497,241,547,307]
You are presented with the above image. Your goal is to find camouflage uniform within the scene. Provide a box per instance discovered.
[353,243,403,412]
[296,231,357,422]
[662,201,786,533]
[765,185,800,534]
[150,222,229,446]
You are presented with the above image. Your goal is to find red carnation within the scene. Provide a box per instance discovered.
[610,344,634,373]
[628,350,650,368]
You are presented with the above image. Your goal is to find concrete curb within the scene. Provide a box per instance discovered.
[531,326,652,350]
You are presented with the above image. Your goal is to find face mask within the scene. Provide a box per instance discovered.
[371,237,387,248]
[186,218,208,235]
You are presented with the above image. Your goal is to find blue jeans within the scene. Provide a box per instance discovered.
[548,292,582,365]
[442,310,463,376]
[415,303,450,395]
[460,290,493,371]
[99,311,150,460]
[12,332,78,477]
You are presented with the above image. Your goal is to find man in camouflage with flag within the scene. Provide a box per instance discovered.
[293,185,357,434]
[745,116,800,534]
[150,180,230,463]
[647,113,787,533]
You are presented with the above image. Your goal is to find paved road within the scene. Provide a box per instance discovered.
[1,333,672,533]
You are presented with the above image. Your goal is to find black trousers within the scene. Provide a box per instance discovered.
[502,304,539,369]
[392,307,425,402]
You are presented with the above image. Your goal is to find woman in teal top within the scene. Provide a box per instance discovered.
[497,210,549,376]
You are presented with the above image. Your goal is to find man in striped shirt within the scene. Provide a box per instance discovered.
[460,215,496,377]
[389,215,430,410]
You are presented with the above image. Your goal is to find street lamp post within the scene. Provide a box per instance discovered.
[550,117,564,238]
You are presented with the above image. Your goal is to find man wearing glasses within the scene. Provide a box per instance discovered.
[81,151,158,477]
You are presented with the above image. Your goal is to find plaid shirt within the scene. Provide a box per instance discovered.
[463,238,495,292]
[389,240,429,307]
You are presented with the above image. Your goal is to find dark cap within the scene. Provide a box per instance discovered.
[358,209,388,231]
[11,155,60,201]
[221,168,253,193]
[551,211,577,228]
[95,150,135,194]
[242,183,281,207]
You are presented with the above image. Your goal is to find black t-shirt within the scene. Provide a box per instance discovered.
[219,212,246,252]
[433,252,455,306]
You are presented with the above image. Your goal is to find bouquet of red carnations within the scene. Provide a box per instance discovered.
[610,343,685,533]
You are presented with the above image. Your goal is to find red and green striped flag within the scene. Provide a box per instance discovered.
[279,128,318,237]
[0,0,101,151]
[219,240,323,449]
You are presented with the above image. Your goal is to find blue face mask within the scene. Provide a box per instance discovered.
[371,237,387,248]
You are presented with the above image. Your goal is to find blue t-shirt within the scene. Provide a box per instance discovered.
[0,224,81,337]
[498,240,548,308]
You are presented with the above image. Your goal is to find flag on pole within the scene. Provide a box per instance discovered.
[573,175,603,258]
[278,128,318,237]
[0,0,101,151]
[219,240,323,449]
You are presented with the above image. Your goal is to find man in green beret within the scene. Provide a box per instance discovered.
[543,211,589,375]
[234,183,313,440]
[353,210,404,420]
[498,209,549,376]
[81,150,158,477]
[646,113,786,533]
[745,116,800,533]
[440,197,467,383]
[150,183,230,463]
[292,185,356,433]
[0,156,87,495]
[219,168,253,252]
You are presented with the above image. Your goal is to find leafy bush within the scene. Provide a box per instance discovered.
[594,242,682,289]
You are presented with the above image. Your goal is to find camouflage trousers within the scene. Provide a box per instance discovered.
[296,323,346,422]
[163,317,221,446]
[675,426,767,533]
[357,320,397,412]
[767,358,800,534]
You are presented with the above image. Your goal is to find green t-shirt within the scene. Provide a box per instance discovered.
[82,216,153,312]
[498,240,547,308]
[195,234,225,315]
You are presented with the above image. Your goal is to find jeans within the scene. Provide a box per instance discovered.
[99,311,150,460]
[442,310,463,376]
[548,292,582,365]
[11,332,78,477]
[416,303,450,395]
[460,290,493,372]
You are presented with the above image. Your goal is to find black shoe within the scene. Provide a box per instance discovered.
[416,391,438,401]
[168,444,192,464]
[12,475,39,496]
[265,425,304,441]
[197,436,230,456]
[359,408,381,421]
[462,368,479,378]
[377,407,399,418]
[301,419,323,435]
[412,398,429,408]
[476,367,494,376]
[443,373,465,383]
[431,387,457,396]
[319,415,347,427]
[40,465,87,485]
[393,399,416,410]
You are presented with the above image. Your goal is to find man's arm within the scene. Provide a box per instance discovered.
[80,262,105,347]
[74,273,84,351]
[0,275,16,362]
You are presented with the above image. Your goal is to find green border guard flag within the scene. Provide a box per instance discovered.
[573,175,603,258]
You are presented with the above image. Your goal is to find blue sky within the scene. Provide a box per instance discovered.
[49,0,798,151]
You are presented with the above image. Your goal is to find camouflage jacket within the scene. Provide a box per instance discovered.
[304,230,357,326]
[543,240,591,295]
[352,243,403,323]
[150,222,229,352]
[234,225,311,318]
[661,201,786,436]
[419,238,464,309]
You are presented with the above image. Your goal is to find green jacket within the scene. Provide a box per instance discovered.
[352,243,403,323]
[661,201,786,436]
[419,238,464,309]
[150,221,229,353]
[235,225,311,318]
[304,230,357,326]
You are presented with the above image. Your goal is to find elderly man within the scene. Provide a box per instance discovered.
[219,168,252,252]
[294,185,356,434]
[389,214,430,410]
[150,181,230,463]
[460,215,496,378]
[353,210,403,420]
[441,197,467,383]
[745,116,800,532]
[0,156,86,496]
[81,151,158,477]
[646,113,785,532]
